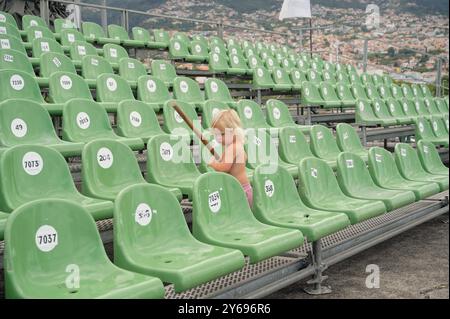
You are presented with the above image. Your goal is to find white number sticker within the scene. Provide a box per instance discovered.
[127,62,135,69]
[10,74,24,91]
[52,57,62,68]
[106,77,117,91]
[129,111,142,128]
[110,48,117,58]
[317,131,323,140]
[77,45,86,56]
[34,30,43,39]
[273,107,281,120]
[210,81,219,93]
[346,159,354,168]
[289,135,296,143]
[208,191,221,213]
[23,152,43,176]
[160,142,173,161]
[400,148,407,157]
[10,118,27,138]
[264,180,275,197]
[375,154,382,163]
[174,42,181,51]
[180,80,189,93]
[213,54,219,62]
[135,203,153,226]
[174,110,184,124]
[40,41,50,52]
[91,58,99,66]
[244,106,253,119]
[147,79,157,93]
[0,38,10,49]
[35,225,58,252]
[67,33,75,43]
[60,75,73,90]
[257,68,264,77]
[311,168,318,178]
[76,112,90,130]
[97,147,113,169]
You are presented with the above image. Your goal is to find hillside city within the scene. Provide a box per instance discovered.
[134,0,449,86]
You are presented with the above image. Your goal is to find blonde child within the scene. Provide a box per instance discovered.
[208,110,253,208]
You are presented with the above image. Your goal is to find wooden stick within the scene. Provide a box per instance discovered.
[171,102,217,157]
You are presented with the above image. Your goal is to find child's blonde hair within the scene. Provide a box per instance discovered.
[211,109,244,140]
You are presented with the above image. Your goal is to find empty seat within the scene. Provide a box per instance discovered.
[188,40,209,62]
[413,99,433,119]
[278,127,337,169]
[3,199,164,299]
[0,34,27,54]
[81,55,114,86]
[394,143,448,192]
[131,27,167,49]
[265,99,310,133]
[0,145,113,219]
[201,100,230,128]
[424,98,442,116]
[355,100,382,126]
[204,78,238,109]
[272,67,297,91]
[253,66,281,90]
[103,43,128,66]
[32,38,64,58]
[54,18,77,33]
[162,100,200,137]
[252,164,350,241]
[136,75,171,112]
[116,100,165,142]
[336,83,356,108]
[22,15,47,29]
[209,52,230,74]
[96,73,135,112]
[360,73,374,86]
[368,147,440,200]
[319,82,342,108]
[151,60,177,87]
[352,84,371,103]
[192,172,304,263]
[48,71,92,105]
[414,117,449,147]
[400,98,420,119]
[372,99,398,126]
[114,183,244,292]
[236,100,277,136]
[298,157,386,224]
[417,140,449,176]
[62,99,144,150]
[430,116,449,140]
[69,41,98,63]
[0,22,21,40]
[59,29,86,47]
[0,99,82,156]
[153,29,171,47]
[108,24,144,47]
[0,49,35,76]
[378,84,394,100]
[0,11,18,28]
[82,21,121,45]
[147,134,202,199]
[39,52,77,78]
[335,123,369,161]
[290,69,307,88]
[301,82,325,106]
[82,139,182,201]
[391,84,404,100]
[118,57,148,82]
[229,53,252,75]
[0,70,44,104]
[386,98,414,125]
[248,55,264,69]
[173,76,206,111]
[26,26,55,42]
[336,152,416,212]
[309,125,342,163]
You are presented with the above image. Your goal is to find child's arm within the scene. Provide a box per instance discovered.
[208,143,236,172]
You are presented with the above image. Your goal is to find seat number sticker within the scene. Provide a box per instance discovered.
[135,203,153,226]
[23,152,43,175]
[244,106,253,119]
[311,168,318,178]
[265,180,275,197]
[10,74,24,90]
[160,142,173,161]
[36,225,58,252]
[60,75,73,90]
[180,81,189,93]
[76,112,90,130]
[147,79,157,93]
[210,81,218,93]
[97,147,113,169]
[346,159,354,168]
[11,118,27,138]
[208,191,221,213]
[129,111,142,127]
[273,107,281,120]
[77,45,86,56]
[40,41,50,52]
[106,77,117,91]
[0,39,10,49]
[174,110,184,123]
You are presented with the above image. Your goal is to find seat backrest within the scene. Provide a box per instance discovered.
[229,53,248,69]
[103,43,128,64]
[173,76,204,103]
[4,199,110,298]
[306,69,322,84]
[162,100,199,135]
[401,84,415,99]
[417,140,447,173]
[400,98,419,118]
[116,100,163,138]
[108,24,130,41]
[336,152,377,194]
[310,125,342,158]
[22,15,47,29]
[32,38,64,57]
[336,83,355,101]
[372,98,394,120]
[147,134,201,186]
[278,126,314,164]
[82,139,146,198]
[82,21,106,39]
[335,123,365,153]
[264,56,279,70]
[366,83,382,100]
[39,52,77,77]
[204,78,233,103]
[169,38,190,57]
[48,71,92,103]
[59,29,85,46]
[290,69,308,86]
[81,55,114,80]
[189,40,208,57]
[0,11,18,28]
[336,71,350,84]
[322,70,336,83]
[383,75,393,86]
[394,143,427,178]
[244,130,280,169]
[69,41,98,61]
[386,98,408,118]
[391,84,404,100]
[0,34,27,54]
[96,73,135,102]
[372,74,383,87]
[209,52,229,71]
[202,100,230,128]
[430,116,448,138]
[236,99,269,129]
[0,99,58,148]
[0,70,44,103]
[114,184,192,262]
[62,99,114,142]
[136,75,170,104]
[411,84,424,98]
[348,71,361,85]
[0,22,21,40]
[360,73,374,86]
[132,27,152,42]
[414,117,435,139]
[248,55,264,69]
[153,29,170,45]
[253,66,275,87]
[301,81,323,103]
[118,57,148,82]
[323,61,336,73]
[0,49,34,75]
[0,145,78,211]
[368,147,405,185]
[378,85,393,100]
[435,98,449,114]
[265,99,295,127]
[421,84,433,98]
[424,97,441,114]
[54,18,77,33]
[151,60,177,85]
[272,67,292,85]
[26,25,54,42]
[320,82,340,101]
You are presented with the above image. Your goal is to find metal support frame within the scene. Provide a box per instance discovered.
[101,0,107,30]
[217,21,224,39]
[257,89,262,105]
[304,239,332,295]
[436,58,442,97]
[363,38,369,73]
[122,9,129,31]
[361,126,367,147]
[40,0,50,25]
[306,106,312,125]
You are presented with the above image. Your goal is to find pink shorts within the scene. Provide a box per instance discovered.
[242,183,253,208]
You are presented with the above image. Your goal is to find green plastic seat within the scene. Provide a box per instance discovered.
[172,32,191,43]
[412,99,432,119]
[360,73,374,87]
[81,55,114,85]
[0,34,27,54]
[118,57,148,83]
[131,27,167,49]
[136,75,170,112]
[162,100,200,137]
[335,123,368,161]
[411,84,425,99]
[204,78,238,109]
[147,134,202,199]
[169,39,206,62]
[108,24,144,47]
[96,73,135,112]
[298,157,386,224]
[336,83,356,107]
[320,82,342,108]
[322,70,336,84]
[352,84,371,103]
[192,34,209,47]
[372,99,398,126]
[278,126,336,169]
[0,145,113,219]
[323,62,336,73]
[114,183,244,292]
[0,11,18,28]
[116,100,165,142]
[415,117,448,147]
[248,55,264,69]
[82,21,121,45]
[54,18,77,33]
[245,130,298,178]
[264,56,279,71]
[400,98,420,119]
[39,52,77,78]
[356,100,381,126]
[69,41,98,63]
[306,69,322,85]
[173,76,206,111]
[436,98,449,114]
[151,60,177,87]
[421,84,434,98]
[4,198,164,299]
[244,46,256,59]
[290,69,307,88]
[228,53,252,75]
[188,40,209,62]
[272,67,297,91]
[253,66,279,90]
[153,29,170,47]
[280,57,295,71]
[417,140,449,176]
[82,139,182,201]
[201,100,230,128]
[0,70,44,104]
[59,29,85,47]
[394,143,448,192]
[309,125,342,163]
[336,152,416,212]
[365,83,383,101]
[192,172,304,263]
[26,26,55,42]
[22,15,46,29]
[368,147,440,200]
[0,22,21,40]
[378,84,394,100]
[301,81,325,106]
[310,60,323,73]
[383,75,394,86]
[209,43,227,57]
[348,71,362,86]
[386,98,414,124]
[391,84,404,100]
[265,99,311,133]
[253,164,350,241]
[400,84,415,100]
[236,100,278,137]
[62,98,144,150]
[209,52,229,74]
[424,98,442,116]
[0,49,35,76]
[32,38,64,57]
[0,99,83,157]
[336,71,350,85]
[103,43,128,66]
[430,116,449,140]
[372,74,384,87]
